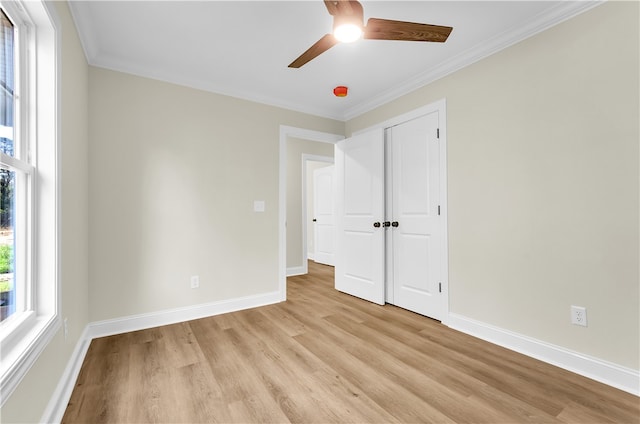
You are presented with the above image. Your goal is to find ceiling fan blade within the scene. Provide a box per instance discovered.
[324,0,339,15]
[324,0,361,16]
[364,17,453,43]
[288,34,339,68]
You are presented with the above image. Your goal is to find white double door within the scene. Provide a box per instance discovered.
[334,111,445,321]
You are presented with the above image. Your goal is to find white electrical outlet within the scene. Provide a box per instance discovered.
[190,275,199,289]
[571,305,587,327]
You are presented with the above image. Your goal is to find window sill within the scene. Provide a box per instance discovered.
[0,313,60,406]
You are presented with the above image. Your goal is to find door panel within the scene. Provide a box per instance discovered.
[313,165,335,266]
[335,129,385,305]
[344,144,376,215]
[390,111,444,320]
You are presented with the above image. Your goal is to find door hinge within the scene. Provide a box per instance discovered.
[439,282,442,293]
[437,205,441,215]
[437,128,440,139]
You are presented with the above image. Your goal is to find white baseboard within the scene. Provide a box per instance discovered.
[40,326,92,424]
[286,266,306,277]
[307,252,315,260]
[89,291,282,339]
[448,313,640,396]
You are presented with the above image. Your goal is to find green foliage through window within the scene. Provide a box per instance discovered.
[0,244,12,274]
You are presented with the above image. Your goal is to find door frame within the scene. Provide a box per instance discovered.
[302,154,333,272]
[279,126,344,301]
[353,98,450,325]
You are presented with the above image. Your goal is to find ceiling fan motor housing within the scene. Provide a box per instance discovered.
[332,4,364,33]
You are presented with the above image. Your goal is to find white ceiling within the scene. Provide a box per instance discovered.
[68,1,601,121]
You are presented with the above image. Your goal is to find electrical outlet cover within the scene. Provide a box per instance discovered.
[570,305,587,327]
[190,275,199,289]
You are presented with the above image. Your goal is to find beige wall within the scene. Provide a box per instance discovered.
[347,2,639,370]
[286,139,334,270]
[89,69,343,321]
[0,2,90,422]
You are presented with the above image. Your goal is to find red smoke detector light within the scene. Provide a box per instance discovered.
[333,86,348,97]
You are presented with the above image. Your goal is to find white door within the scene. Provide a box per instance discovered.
[389,112,444,320]
[313,165,335,266]
[334,129,385,305]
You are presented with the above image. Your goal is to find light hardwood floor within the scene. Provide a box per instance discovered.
[63,261,639,423]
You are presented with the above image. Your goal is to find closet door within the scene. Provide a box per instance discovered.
[389,112,444,320]
[334,129,385,305]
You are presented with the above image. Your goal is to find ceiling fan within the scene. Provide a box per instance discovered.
[288,0,453,68]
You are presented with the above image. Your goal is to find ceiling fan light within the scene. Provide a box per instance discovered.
[334,23,362,43]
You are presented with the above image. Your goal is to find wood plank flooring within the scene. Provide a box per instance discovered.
[62,261,639,423]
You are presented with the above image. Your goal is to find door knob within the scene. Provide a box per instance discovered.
[312,219,317,222]
[373,222,381,228]
[391,221,399,227]
[383,221,391,227]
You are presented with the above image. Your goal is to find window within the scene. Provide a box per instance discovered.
[0,7,28,325]
[0,0,59,406]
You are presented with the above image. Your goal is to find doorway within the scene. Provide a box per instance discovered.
[278,126,343,301]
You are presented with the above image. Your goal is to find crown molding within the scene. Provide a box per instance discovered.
[68,0,605,123]
[92,54,347,121]
[341,0,605,121]
[67,1,99,64]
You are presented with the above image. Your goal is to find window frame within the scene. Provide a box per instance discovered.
[0,0,59,407]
